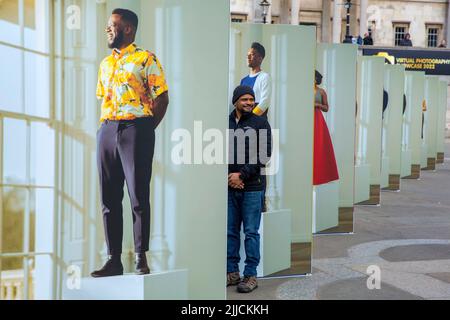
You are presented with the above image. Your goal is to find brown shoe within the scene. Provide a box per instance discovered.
[135,253,150,275]
[237,276,258,293]
[227,272,241,287]
[91,256,123,278]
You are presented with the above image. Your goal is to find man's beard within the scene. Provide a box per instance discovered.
[241,106,254,114]
[108,31,124,49]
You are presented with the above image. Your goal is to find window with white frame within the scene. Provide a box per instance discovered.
[231,13,247,23]
[426,24,442,47]
[368,20,376,37]
[0,0,55,300]
[271,15,280,24]
[393,23,410,46]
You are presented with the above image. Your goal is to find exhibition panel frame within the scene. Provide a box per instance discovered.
[315,44,358,234]
[141,0,230,299]
[381,64,405,191]
[423,76,440,170]
[402,71,425,179]
[230,23,316,276]
[355,56,385,205]
[436,80,448,164]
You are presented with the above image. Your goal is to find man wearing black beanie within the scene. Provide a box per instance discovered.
[227,85,272,293]
[232,85,255,105]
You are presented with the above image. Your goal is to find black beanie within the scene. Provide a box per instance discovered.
[232,85,255,105]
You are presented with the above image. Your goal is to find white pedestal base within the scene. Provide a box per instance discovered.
[313,182,339,233]
[401,149,412,178]
[421,144,428,168]
[62,270,188,300]
[238,209,291,277]
[354,164,370,203]
[380,156,390,189]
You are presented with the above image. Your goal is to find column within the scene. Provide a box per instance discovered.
[291,0,300,25]
[148,125,170,272]
[267,1,273,24]
[280,0,290,24]
[5,283,13,300]
[360,0,368,36]
[447,0,450,45]
[248,0,260,23]
[322,0,332,42]
[249,0,256,22]
[332,0,342,43]
[350,0,358,37]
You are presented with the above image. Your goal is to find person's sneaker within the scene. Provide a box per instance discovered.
[227,272,241,287]
[91,256,123,278]
[237,276,258,293]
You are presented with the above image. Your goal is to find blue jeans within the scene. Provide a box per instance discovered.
[227,190,264,277]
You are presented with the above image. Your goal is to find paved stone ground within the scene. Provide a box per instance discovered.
[227,140,450,300]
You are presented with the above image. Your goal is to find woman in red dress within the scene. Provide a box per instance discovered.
[313,71,339,185]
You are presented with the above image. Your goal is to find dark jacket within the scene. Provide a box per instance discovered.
[399,38,412,47]
[363,36,373,45]
[228,110,272,192]
[357,36,363,45]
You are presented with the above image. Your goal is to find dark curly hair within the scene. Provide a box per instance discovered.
[251,42,266,59]
[315,70,323,85]
[112,8,139,31]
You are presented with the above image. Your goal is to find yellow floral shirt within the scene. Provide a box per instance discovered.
[96,43,168,122]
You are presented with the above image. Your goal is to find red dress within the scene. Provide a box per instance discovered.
[313,89,339,185]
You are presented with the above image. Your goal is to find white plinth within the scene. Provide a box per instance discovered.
[238,209,291,277]
[380,156,390,189]
[421,144,428,168]
[354,164,370,203]
[401,149,412,178]
[63,270,188,300]
[313,182,339,233]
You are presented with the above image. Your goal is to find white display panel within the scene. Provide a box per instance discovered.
[230,23,316,276]
[141,0,230,299]
[355,56,384,205]
[401,71,425,179]
[381,64,405,190]
[315,44,357,233]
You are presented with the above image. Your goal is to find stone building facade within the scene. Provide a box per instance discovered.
[230,0,450,48]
